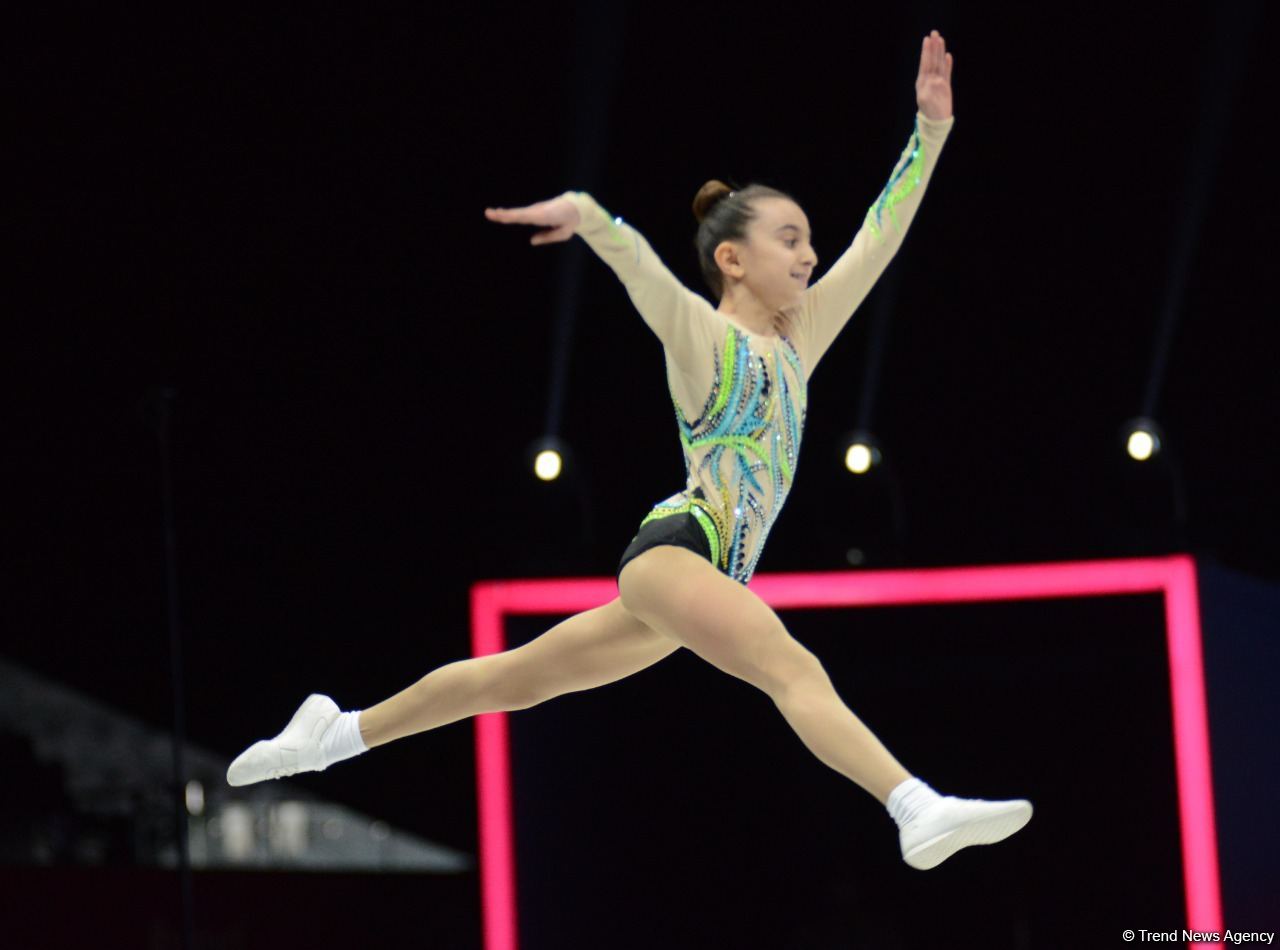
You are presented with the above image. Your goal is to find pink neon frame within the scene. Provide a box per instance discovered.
[469,554,1222,950]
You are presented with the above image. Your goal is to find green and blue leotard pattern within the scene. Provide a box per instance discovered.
[639,320,808,584]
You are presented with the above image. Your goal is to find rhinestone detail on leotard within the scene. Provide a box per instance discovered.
[866,115,926,242]
[639,321,807,585]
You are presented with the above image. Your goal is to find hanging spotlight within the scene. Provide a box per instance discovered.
[831,428,907,567]
[528,436,569,482]
[1121,416,1164,462]
[521,434,594,572]
[534,449,562,481]
[842,430,882,475]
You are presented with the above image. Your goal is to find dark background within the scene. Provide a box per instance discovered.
[8,0,1279,947]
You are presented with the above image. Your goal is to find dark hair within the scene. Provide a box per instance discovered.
[692,179,797,299]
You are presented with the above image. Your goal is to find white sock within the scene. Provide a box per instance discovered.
[886,777,942,829]
[318,709,368,768]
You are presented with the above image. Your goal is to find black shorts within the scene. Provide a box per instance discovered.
[616,511,715,584]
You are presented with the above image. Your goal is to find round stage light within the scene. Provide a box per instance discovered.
[843,431,882,475]
[534,449,563,481]
[1122,417,1164,462]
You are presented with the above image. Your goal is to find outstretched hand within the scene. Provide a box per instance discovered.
[916,30,954,121]
[484,197,580,246]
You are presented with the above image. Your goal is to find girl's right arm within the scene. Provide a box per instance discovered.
[485,193,715,378]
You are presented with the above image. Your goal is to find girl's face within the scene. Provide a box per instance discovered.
[734,197,818,311]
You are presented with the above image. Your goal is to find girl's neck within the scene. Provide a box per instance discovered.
[717,287,780,338]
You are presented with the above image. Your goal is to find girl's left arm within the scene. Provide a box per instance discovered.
[792,30,955,376]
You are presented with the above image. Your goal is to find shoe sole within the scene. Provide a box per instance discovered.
[904,800,1033,870]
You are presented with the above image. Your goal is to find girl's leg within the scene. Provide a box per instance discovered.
[228,596,680,786]
[619,546,912,804]
[617,545,1033,871]
[358,596,679,746]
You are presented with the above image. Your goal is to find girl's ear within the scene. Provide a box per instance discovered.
[714,240,744,281]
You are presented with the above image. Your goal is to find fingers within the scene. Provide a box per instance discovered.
[485,202,570,248]
[530,225,572,246]
[485,203,563,238]
[486,202,574,246]
[920,29,948,75]
[484,206,531,223]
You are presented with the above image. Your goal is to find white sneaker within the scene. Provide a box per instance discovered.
[226,694,340,787]
[899,795,1033,870]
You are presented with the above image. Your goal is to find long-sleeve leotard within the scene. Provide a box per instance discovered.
[563,110,955,584]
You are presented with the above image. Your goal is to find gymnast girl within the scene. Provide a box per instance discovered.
[228,30,1033,870]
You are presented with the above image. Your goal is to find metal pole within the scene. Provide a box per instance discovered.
[150,385,194,950]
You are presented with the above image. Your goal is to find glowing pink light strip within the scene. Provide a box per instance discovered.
[470,555,1221,950]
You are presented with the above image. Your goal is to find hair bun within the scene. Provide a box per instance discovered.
[692,180,734,224]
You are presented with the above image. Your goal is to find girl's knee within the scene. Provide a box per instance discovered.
[762,640,829,699]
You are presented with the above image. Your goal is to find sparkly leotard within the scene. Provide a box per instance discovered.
[564,110,955,584]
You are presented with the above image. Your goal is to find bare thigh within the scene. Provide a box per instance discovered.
[492,595,683,708]
[617,545,826,698]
